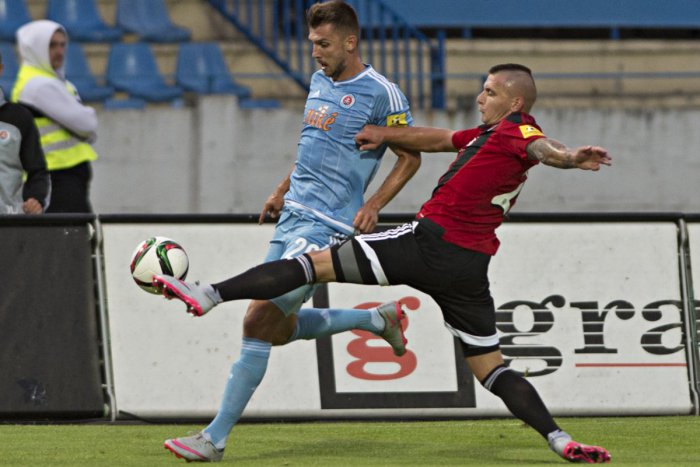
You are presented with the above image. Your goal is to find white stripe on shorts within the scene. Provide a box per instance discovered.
[355,236,389,285]
[444,321,500,348]
[361,223,414,242]
[354,223,415,286]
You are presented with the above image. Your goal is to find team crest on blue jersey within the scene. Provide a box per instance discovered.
[340,94,356,108]
[0,130,8,141]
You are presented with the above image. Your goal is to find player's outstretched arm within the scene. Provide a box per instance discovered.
[355,125,456,153]
[354,146,421,233]
[526,138,612,171]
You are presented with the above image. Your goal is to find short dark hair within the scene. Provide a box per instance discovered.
[489,63,537,110]
[489,63,533,76]
[306,1,360,37]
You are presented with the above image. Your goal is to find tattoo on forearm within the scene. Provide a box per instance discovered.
[526,138,575,168]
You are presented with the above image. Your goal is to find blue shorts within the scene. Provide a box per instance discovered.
[265,208,347,316]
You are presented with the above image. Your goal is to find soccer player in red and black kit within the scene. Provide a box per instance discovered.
[154,63,612,463]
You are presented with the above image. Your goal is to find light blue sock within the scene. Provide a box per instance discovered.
[288,307,384,341]
[203,337,271,449]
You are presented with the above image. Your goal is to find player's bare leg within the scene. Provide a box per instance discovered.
[243,301,297,344]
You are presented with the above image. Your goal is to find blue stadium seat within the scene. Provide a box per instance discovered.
[0,0,31,42]
[0,42,18,95]
[102,96,146,110]
[106,43,183,102]
[176,43,251,97]
[238,98,281,109]
[47,0,122,43]
[116,0,191,43]
[64,43,114,102]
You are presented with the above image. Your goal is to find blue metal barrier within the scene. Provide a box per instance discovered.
[206,0,446,108]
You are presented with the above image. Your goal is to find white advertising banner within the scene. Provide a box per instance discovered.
[103,223,322,418]
[321,222,691,416]
[687,222,700,380]
[103,221,693,419]
[493,223,689,414]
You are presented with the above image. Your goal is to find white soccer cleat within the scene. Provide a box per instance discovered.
[376,301,408,357]
[152,274,220,317]
[164,432,223,462]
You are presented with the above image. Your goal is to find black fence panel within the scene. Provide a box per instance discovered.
[0,224,105,418]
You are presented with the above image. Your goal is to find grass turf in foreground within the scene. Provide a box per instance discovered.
[0,416,698,466]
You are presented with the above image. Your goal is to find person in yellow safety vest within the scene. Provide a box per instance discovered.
[12,20,98,213]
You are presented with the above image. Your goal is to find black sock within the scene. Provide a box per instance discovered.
[212,254,316,302]
[482,365,559,438]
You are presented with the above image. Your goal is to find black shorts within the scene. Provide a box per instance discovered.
[330,219,499,357]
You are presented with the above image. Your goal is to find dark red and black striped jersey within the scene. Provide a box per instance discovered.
[416,112,545,255]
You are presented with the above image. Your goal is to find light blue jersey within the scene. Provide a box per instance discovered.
[285,65,413,235]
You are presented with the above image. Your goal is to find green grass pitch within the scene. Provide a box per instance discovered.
[1,416,698,466]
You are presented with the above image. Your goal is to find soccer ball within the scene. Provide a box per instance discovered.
[130,236,189,294]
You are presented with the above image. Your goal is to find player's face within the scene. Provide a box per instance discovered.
[476,73,517,126]
[309,23,351,81]
[49,30,67,71]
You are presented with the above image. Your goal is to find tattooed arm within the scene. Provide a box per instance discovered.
[526,138,612,171]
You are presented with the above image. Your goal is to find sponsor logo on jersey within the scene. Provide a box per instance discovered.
[387,113,408,127]
[309,89,321,98]
[340,94,355,108]
[519,125,544,138]
[304,104,338,131]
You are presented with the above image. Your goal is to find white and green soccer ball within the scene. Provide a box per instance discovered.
[129,236,189,294]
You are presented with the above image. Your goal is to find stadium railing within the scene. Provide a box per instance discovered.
[205,0,446,109]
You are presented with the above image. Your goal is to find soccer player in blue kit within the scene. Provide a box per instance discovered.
[162,1,421,462]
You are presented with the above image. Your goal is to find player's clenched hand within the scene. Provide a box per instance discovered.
[258,193,285,224]
[574,145,612,171]
[353,204,379,233]
[355,125,385,151]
